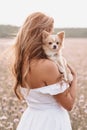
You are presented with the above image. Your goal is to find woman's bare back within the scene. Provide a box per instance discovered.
[22,59,61,89]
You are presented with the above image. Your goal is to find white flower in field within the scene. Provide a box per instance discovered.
[82,103,87,109]
[72,112,77,117]
[79,94,84,103]
[0,123,3,127]
[19,107,25,113]
[0,115,7,120]
[2,107,8,111]
[13,118,19,123]
[84,109,87,114]
[79,95,84,99]
[2,96,7,102]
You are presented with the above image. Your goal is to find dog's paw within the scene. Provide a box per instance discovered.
[68,73,73,81]
[58,66,65,73]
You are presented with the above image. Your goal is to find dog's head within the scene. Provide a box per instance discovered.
[42,30,65,52]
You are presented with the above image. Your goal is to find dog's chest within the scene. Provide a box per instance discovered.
[49,54,62,62]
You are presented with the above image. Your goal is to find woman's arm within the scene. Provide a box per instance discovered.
[54,64,77,111]
[42,60,77,111]
[53,80,77,111]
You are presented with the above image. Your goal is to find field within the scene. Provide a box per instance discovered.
[0,38,87,130]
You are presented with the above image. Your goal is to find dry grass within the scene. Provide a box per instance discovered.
[0,38,87,130]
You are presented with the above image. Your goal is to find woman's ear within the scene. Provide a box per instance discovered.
[42,30,50,39]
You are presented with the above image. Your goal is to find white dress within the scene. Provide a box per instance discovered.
[16,81,72,130]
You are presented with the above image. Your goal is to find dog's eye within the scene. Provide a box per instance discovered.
[56,42,59,44]
[49,42,52,45]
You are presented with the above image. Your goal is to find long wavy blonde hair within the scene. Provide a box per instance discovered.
[12,12,54,100]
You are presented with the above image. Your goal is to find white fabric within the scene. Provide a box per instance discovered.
[17,81,72,130]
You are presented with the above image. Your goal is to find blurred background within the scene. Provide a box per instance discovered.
[0,0,87,130]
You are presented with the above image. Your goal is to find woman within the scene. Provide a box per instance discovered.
[12,12,77,130]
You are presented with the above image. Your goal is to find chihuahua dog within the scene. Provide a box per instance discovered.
[42,30,73,83]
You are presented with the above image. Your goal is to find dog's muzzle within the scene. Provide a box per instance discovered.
[53,45,57,49]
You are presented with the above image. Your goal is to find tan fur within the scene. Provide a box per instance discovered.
[42,30,73,83]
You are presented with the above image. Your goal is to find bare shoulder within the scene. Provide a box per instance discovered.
[37,59,61,84]
[37,59,58,73]
[30,59,57,70]
[38,59,58,69]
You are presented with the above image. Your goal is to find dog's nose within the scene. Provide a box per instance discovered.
[53,45,57,49]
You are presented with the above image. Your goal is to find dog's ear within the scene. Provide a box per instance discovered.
[57,31,65,49]
[57,31,65,41]
[42,30,50,39]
